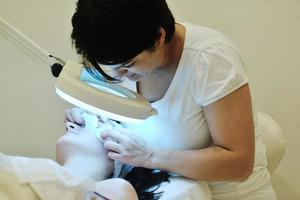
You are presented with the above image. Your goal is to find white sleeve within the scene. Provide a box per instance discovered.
[192,41,248,107]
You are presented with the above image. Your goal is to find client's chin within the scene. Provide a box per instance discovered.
[63,155,113,181]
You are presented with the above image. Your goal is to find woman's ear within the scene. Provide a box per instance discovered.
[153,27,166,50]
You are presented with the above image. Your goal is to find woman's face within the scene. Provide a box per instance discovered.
[56,122,108,165]
[100,29,169,82]
[100,48,168,82]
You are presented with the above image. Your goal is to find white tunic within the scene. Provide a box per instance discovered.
[125,23,273,198]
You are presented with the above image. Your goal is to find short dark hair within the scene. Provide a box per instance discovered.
[71,0,175,66]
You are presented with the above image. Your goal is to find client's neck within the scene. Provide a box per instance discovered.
[63,154,113,181]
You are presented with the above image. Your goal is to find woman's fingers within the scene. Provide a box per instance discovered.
[107,152,123,161]
[101,129,127,144]
[64,109,76,123]
[71,107,85,125]
[64,107,85,125]
[103,140,123,153]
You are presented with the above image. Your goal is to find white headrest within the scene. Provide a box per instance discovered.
[256,112,286,174]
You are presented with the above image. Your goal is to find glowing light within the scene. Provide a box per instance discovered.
[84,81,128,98]
[55,87,143,123]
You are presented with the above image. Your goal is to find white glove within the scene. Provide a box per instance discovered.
[64,107,87,126]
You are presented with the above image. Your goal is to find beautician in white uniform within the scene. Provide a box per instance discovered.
[67,0,276,199]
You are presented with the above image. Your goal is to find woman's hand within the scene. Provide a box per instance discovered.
[64,107,106,127]
[101,128,156,168]
[64,107,86,126]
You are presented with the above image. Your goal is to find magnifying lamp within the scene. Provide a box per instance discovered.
[54,60,157,123]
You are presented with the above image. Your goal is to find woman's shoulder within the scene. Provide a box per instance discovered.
[181,22,239,53]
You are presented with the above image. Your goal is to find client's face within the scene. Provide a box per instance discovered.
[56,122,109,165]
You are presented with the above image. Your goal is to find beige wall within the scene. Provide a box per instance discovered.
[0,0,299,199]
[0,0,78,61]
[0,33,70,158]
[0,0,78,159]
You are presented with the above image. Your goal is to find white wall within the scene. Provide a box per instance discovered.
[166,0,300,199]
[0,0,78,158]
[0,0,78,61]
[0,0,299,199]
[0,32,71,158]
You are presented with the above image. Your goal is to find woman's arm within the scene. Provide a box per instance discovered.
[102,84,255,182]
[149,84,255,181]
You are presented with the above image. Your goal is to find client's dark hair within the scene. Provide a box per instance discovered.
[124,167,170,200]
[71,0,175,66]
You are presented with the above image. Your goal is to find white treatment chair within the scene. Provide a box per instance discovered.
[0,112,286,200]
[256,112,287,174]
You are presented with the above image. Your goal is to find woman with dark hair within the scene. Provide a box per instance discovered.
[67,0,277,199]
[57,120,170,200]
[0,119,170,200]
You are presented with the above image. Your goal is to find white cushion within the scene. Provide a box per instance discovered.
[256,112,286,174]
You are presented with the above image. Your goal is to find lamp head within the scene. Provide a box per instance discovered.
[54,60,157,123]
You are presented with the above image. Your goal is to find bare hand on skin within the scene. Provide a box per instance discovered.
[101,128,156,168]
